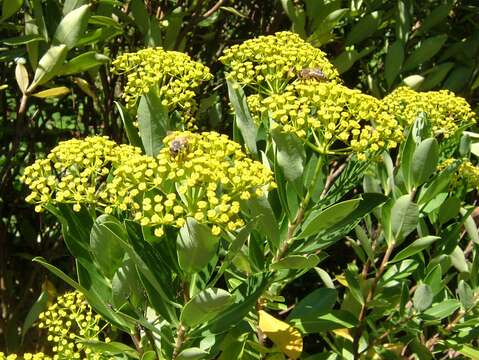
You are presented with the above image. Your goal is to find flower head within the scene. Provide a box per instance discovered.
[22,134,275,237]
[254,81,403,159]
[111,47,212,128]
[382,87,476,138]
[220,31,340,95]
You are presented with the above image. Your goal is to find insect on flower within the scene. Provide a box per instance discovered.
[298,67,328,81]
[169,136,189,157]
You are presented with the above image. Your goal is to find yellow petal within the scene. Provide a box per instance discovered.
[332,328,353,342]
[258,310,303,359]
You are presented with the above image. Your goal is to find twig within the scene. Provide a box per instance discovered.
[203,0,224,18]
[352,240,396,359]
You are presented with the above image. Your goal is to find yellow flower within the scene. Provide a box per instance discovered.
[220,31,340,95]
[22,133,275,239]
[111,47,212,129]
[382,87,476,138]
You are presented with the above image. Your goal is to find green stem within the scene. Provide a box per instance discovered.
[274,154,325,261]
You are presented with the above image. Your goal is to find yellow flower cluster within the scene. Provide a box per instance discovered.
[0,292,110,360]
[111,47,212,128]
[22,133,275,237]
[252,82,403,159]
[0,353,51,360]
[382,87,476,138]
[439,159,479,191]
[21,136,142,213]
[220,31,340,94]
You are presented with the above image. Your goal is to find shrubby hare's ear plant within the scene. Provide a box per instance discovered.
[13,31,479,359]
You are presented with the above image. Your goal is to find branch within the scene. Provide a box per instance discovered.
[203,0,225,18]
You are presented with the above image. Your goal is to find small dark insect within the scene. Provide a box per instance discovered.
[298,68,328,81]
[169,136,189,157]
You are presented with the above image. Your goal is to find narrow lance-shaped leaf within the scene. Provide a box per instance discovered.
[27,44,68,92]
[385,40,404,88]
[391,236,440,263]
[391,195,419,243]
[271,124,305,182]
[413,284,433,311]
[226,78,257,155]
[181,288,235,328]
[411,138,438,187]
[137,92,170,156]
[59,51,109,76]
[53,4,91,49]
[403,35,448,71]
[177,217,219,273]
[115,102,143,149]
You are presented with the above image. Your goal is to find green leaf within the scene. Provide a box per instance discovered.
[420,62,454,91]
[413,284,433,311]
[176,348,209,360]
[58,51,109,75]
[443,66,474,93]
[89,15,122,30]
[453,344,479,359]
[391,195,419,242]
[79,340,139,359]
[32,257,133,330]
[287,288,337,321]
[205,274,268,334]
[422,299,460,320]
[164,7,184,49]
[395,0,411,43]
[21,291,48,343]
[463,209,479,244]
[53,4,91,49]
[3,34,44,45]
[403,35,448,71]
[130,0,150,35]
[226,79,257,155]
[32,86,70,98]
[450,246,469,273]
[112,258,144,309]
[457,280,475,309]
[177,218,219,273]
[137,92,170,156]
[418,161,458,205]
[291,310,357,333]
[1,0,23,22]
[415,3,454,36]
[270,254,319,270]
[332,48,365,74]
[246,196,280,250]
[391,236,440,263]
[115,101,143,149]
[90,214,126,279]
[105,220,180,322]
[27,44,68,92]
[271,124,305,182]
[346,11,382,46]
[385,40,404,87]
[438,197,461,225]
[296,193,388,251]
[181,288,235,328]
[411,138,438,187]
[299,199,361,239]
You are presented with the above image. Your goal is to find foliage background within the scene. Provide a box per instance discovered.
[0,0,478,354]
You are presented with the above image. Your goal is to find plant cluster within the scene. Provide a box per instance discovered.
[1,292,109,360]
